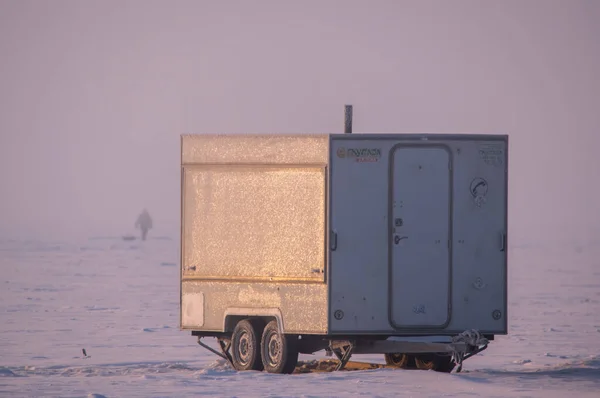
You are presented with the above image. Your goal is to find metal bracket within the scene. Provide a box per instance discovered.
[330,340,355,371]
[452,351,464,373]
[218,338,235,367]
[197,337,234,367]
[450,329,490,373]
[453,343,488,373]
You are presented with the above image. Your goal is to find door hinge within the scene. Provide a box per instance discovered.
[330,230,338,251]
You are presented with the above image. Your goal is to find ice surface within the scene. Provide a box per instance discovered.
[1,237,599,397]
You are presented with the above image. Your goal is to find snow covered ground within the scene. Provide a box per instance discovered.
[1,236,599,397]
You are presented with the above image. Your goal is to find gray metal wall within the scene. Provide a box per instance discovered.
[329,134,508,335]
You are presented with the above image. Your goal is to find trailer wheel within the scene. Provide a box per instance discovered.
[384,353,411,368]
[260,320,298,374]
[231,319,264,371]
[414,354,456,373]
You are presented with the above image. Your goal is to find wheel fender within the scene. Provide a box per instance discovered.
[223,308,284,334]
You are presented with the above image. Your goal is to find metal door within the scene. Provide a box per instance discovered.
[390,145,452,329]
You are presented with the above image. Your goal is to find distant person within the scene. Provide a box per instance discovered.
[135,209,153,241]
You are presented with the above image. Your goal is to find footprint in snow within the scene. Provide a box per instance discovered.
[513,359,532,365]
[544,353,568,359]
[143,326,171,332]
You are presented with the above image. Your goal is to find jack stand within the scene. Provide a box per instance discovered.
[331,341,355,371]
[453,351,464,373]
[197,337,235,368]
[452,344,488,373]
[217,338,235,367]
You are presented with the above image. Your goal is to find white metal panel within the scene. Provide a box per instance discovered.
[181,134,329,165]
[390,146,451,328]
[181,293,204,328]
[181,165,326,282]
[181,282,328,334]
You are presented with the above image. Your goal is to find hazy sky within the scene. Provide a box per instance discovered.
[1,0,599,241]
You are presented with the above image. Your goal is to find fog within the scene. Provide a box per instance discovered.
[1,0,599,243]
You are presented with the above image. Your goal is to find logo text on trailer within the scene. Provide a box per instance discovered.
[336,147,382,162]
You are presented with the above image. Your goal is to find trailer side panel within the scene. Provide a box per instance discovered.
[180,134,330,334]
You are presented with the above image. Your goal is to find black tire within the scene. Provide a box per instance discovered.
[384,353,411,368]
[231,319,264,371]
[414,353,456,373]
[260,320,299,374]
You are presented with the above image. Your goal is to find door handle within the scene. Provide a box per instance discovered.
[500,232,507,252]
[394,235,408,245]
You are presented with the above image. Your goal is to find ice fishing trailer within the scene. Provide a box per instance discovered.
[180,107,508,374]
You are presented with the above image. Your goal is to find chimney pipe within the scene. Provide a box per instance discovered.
[344,105,353,134]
